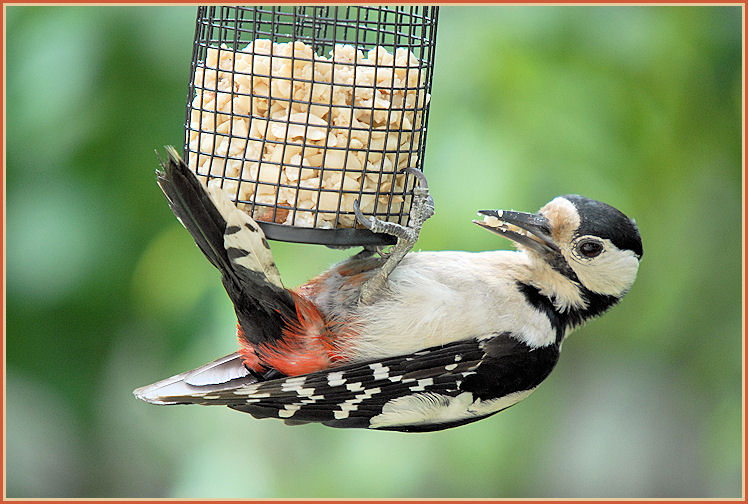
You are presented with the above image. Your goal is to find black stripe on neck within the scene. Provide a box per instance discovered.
[516,282,620,343]
[545,254,581,284]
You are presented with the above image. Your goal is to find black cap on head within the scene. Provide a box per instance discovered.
[562,194,643,258]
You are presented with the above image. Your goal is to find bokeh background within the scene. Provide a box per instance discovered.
[5,5,742,498]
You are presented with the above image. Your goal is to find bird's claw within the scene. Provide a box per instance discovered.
[355,169,434,237]
[401,167,429,191]
[356,169,434,305]
[403,168,435,229]
[353,199,374,229]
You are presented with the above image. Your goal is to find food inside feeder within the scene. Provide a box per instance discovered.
[187,40,430,229]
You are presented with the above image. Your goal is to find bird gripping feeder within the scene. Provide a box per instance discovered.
[184,6,439,246]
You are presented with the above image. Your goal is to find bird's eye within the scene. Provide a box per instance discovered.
[578,240,604,258]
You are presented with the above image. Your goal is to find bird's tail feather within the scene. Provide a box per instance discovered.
[154,147,324,371]
[157,147,236,285]
[156,146,284,290]
[133,352,257,405]
[204,180,284,289]
[156,147,299,348]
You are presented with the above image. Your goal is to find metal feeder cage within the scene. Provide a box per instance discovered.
[184,6,439,246]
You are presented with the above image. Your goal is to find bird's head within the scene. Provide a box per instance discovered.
[474,195,643,298]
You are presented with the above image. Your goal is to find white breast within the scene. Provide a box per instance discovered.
[342,250,556,362]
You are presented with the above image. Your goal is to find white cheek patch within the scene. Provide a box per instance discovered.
[570,239,640,296]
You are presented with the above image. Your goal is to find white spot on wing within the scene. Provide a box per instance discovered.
[358,387,380,399]
[235,384,260,394]
[245,392,270,398]
[333,387,382,419]
[444,363,458,371]
[281,376,307,392]
[346,382,364,392]
[409,378,434,392]
[369,362,390,380]
[278,404,301,418]
[334,410,350,420]
[340,401,359,412]
[327,371,345,387]
[296,387,317,398]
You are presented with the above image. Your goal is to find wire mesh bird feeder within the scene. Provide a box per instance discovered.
[184,6,439,246]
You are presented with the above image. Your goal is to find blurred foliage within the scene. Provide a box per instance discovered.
[5,5,742,498]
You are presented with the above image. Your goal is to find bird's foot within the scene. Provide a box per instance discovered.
[355,168,434,304]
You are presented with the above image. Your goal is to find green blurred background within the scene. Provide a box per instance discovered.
[5,5,742,498]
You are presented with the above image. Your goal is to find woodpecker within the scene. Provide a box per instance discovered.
[134,147,643,432]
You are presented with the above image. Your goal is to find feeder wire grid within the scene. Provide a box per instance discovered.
[183,5,439,246]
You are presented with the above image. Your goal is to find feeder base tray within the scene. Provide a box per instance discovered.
[257,222,397,247]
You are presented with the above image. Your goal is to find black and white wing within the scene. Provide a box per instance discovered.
[135,333,560,432]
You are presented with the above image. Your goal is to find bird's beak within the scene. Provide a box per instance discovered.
[473,209,559,256]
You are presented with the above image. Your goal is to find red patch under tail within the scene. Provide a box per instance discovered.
[237,292,345,376]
